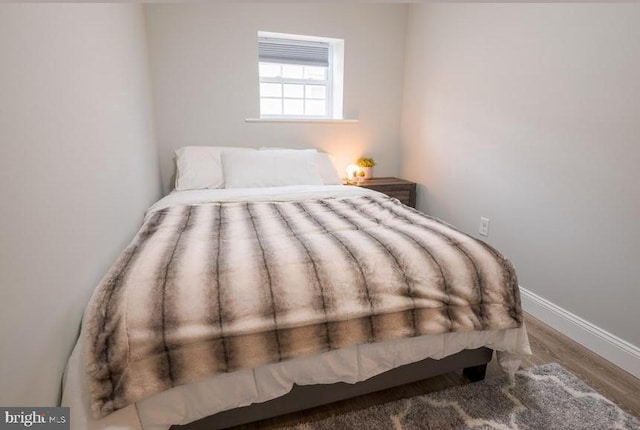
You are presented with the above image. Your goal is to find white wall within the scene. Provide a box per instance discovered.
[145,3,407,192]
[402,4,640,347]
[0,4,161,405]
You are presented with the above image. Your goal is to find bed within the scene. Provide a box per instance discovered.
[61,148,530,430]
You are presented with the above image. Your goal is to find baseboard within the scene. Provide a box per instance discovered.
[520,287,640,379]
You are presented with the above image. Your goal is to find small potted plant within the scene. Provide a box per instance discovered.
[356,157,376,179]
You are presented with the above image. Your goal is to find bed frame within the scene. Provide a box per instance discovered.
[172,347,493,430]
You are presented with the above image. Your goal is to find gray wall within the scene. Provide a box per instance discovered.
[145,3,408,192]
[401,4,640,346]
[0,4,161,405]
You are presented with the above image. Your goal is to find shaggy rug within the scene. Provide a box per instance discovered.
[286,363,640,429]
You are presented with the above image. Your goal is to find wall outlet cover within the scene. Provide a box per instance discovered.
[479,217,490,237]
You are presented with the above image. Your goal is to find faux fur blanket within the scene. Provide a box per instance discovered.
[85,195,522,418]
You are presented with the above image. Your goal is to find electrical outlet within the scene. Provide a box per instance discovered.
[479,217,490,237]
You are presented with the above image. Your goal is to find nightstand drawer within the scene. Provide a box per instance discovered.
[386,190,411,205]
[348,177,417,208]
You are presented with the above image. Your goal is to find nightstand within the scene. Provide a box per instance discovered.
[346,177,417,208]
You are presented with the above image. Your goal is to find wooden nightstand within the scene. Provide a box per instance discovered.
[346,177,417,208]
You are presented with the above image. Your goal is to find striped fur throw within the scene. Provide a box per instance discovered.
[85,195,522,418]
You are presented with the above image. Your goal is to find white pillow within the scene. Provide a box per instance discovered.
[315,152,342,185]
[222,149,324,188]
[258,147,342,185]
[174,146,255,191]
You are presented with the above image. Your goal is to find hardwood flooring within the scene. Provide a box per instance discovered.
[234,312,640,429]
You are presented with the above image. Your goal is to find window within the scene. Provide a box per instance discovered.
[258,32,344,120]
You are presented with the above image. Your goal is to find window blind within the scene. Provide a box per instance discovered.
[258,37,330,67]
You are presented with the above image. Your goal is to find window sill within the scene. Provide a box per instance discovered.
[245,118,359,124]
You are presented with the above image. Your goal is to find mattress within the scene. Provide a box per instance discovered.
[61,185,531,430]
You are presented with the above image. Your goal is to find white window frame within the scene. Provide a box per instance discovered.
[258,31,344,120]
[259,61,333,119]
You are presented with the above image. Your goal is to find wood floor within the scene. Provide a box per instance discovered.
[234,313,640,429]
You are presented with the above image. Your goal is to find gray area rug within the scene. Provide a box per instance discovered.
[287,363,640,429]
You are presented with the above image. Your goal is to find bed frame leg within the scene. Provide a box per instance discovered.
[463,363,487,382]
